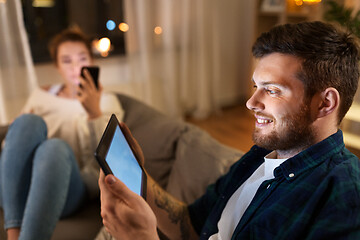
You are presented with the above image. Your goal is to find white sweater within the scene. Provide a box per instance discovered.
[22,86,124,198]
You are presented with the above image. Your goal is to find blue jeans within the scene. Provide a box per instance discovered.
[0,114,86,240]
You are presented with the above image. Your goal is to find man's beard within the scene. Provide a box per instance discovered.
[252,102,315,151]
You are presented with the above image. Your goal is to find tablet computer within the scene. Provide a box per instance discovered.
[94,114,147,199]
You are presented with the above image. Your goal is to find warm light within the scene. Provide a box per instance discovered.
[97,37,111,52]
[100,52,109,57]
[118,23,129,32]
[302,0,321,4]
[95,37,111,56]
[32,0,55,7]
[154,26,163,35]
[295,0,303,6]
[0,0,6,3]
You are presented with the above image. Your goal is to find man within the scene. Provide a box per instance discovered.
[99,21,360,239]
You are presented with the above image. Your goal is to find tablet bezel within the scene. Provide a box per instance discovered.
[94,114,147,199]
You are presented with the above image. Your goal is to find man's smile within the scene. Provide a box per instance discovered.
[255,114,274,127]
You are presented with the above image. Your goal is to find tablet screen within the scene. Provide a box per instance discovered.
[105,123,143,196]
[95,114,146,198]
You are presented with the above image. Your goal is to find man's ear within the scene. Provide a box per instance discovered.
[316,87,340,118]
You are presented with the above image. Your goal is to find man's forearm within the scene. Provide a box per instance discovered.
[146,176,198,240]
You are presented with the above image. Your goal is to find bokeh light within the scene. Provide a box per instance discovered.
[119,22,129,32]
[106,20,116,31]
[154,26,163,35]
[295,0,303,6]
[32,0,55,7]
[303,0,321,3]
[94,37,111,57]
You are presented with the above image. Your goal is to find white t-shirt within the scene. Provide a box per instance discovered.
[21,85,124,198]
[209,151,287,240]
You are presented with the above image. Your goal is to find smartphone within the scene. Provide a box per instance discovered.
[94,114,147,199]
[81,66,99,89]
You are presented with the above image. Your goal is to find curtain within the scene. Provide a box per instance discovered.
[123,0,256,119]
[341,0,360,152]
[0,0,37,124]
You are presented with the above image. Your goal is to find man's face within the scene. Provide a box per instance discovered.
[246,53,315,152]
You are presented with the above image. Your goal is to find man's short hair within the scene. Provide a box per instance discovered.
[252,21,360,124]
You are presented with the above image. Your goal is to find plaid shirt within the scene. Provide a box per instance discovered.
[188,130,360,240]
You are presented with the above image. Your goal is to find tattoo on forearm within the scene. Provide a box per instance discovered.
[153,183,190,240]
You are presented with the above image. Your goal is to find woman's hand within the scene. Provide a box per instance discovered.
[99,171,159,240]
[77,68,102,119]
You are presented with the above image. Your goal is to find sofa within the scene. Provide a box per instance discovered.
[0,93,243,239]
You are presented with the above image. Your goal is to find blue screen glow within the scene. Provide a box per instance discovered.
[106,125,142,195]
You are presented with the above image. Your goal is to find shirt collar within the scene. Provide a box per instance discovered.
[273,130,345,181]
[264,151,288,178]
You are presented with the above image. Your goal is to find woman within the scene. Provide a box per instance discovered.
[0,28,124,240]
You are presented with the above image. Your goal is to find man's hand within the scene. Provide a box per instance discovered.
[119,122,145,166]
[99,170,159,240]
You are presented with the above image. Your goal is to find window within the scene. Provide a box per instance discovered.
[22,0,126,63]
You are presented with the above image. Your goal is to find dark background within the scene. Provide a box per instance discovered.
[21,0,126,63]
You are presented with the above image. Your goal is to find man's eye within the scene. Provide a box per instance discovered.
[266,88,279,95]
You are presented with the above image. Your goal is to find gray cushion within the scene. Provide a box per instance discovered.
[116,94,187,188]
[166,125,243,204]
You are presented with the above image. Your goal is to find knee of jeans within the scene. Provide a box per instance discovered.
[35,139,75,170]
[10,114,47,136]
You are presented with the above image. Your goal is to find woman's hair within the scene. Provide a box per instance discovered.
[48,27,93,66]
[252,21,360,124]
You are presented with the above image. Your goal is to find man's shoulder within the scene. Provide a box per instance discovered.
[329,148,360,176]
[323,149,360,205]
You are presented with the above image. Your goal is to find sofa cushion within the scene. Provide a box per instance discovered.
[166,125,243,204]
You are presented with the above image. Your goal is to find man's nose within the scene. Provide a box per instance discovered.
[246,91,264,111]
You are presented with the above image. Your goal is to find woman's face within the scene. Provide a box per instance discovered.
[56,41,93,89]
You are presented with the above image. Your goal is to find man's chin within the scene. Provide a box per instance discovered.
[252,132,277,150]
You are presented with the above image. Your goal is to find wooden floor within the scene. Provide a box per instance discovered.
[185,104,255,153]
